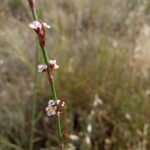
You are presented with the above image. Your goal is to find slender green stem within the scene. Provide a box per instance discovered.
[57,114,63,140]
[31,8,38,21]
[41,46,63,141]
[40,47,57,99]
[28,4,63,149]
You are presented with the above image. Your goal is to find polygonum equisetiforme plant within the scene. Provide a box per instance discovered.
[28,0,65,149]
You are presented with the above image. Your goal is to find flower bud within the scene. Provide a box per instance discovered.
[28,0,36,9]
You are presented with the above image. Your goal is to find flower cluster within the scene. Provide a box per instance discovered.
[29,21,50,47]
[46,99,65,116]
[37,60,59,72]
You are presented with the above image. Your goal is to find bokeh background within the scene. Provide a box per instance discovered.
[1,0,150,149]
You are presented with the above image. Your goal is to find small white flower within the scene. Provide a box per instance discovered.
[38,60,59,73]
[46,99,57,116]
[49,60,59,69]
[46,99,65,116]
[46,106,57,116]
[29,21,50,30]
[37,64,47,72]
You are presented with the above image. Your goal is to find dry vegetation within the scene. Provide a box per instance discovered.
[1,0,150,149]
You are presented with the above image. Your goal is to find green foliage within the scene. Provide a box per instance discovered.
[0,0,150,149]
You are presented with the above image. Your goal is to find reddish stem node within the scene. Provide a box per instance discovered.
[28,0,36,9]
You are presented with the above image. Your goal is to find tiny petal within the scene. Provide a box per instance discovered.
[47,112,52,116]
[57,111,61,116]
[53,106,57,111]
[48,99,55,106]
[57,99,65,107]
[56,99,60,105]
[43,23,51,29]
[54,64,59,69]
[61,101,65,107]
[46,107,49,111]
[38,64,47,72]
[49,60,56,64]
[29,21,41,29]
[51,111,56,115]
[29,21,51,30]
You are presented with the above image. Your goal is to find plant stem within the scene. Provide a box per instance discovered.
[28,3,63,149]
[31,8,38,21]
[41,46,63,142]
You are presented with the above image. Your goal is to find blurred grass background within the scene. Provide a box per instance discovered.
[1,0,150,149]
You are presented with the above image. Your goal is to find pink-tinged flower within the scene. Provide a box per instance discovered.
[46,100,57,116]
[46,99,65,117]
[29,21,50,30]
[29,21,50,47]
[29,21,41,29]
[49,60,59,70]
[37,64,47,72]
[37,60,59,73]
